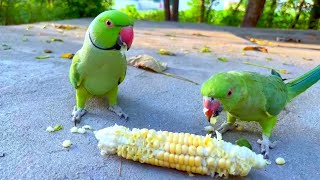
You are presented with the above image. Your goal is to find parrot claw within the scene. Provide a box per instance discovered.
[216,122,237,134]
[72,106,87,126]
[257,135,277,159]
[108,105,129,120]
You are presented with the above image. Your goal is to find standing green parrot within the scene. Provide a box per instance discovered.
[69,10,134,125]
[201,65,320,158]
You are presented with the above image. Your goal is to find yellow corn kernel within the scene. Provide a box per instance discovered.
[186,166,191,172]
[169,154,175,163]
[188,146,196,156]
[154,159,159,166]
[164,162,169,168]
[153,140,160,149]
[158,160,164,166]
[188,136,193,146]
[191,167,196,173]
[174,155,179,163]
[169,143,175,154]
[175,164,181,170]
[180,165,186,171]
[196,167,202,174]
[195,156,202,167]
[207,157,215,167]
[149,158,155,165]
[218,158,226,169]
[184,133,190,145]
[157,151,164,160]
[164,152,170,162]
[193,137,199,147]
[226,159,231,169]
[164,143,170,152]
[202,167,208,175]
[196,146,204,156]
[183,155,189,165]
[178,154,184,165]
[188,156,195,166]
[172,133,179,144]
[181,145,188,154]
[167,133,173,142]
[175,144,182,155]
[170,163,175,168]
[178,133,184,144]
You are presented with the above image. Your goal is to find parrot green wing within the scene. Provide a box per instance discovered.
[262,75,288,116]
[69,51,83,88]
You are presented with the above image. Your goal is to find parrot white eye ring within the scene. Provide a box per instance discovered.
[106,19,113,28]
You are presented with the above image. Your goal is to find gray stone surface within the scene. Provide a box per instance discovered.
[0,19,320,180]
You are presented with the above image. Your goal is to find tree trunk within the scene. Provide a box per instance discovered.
[232,0,243,13]
[199,0,205,23]
[164,0,170,21]
[205,0,215,22]
[266,0,277,28]
[171,0,179,21]
[291,0,305,28]
[309,0,320,29]
[241,0,266,27]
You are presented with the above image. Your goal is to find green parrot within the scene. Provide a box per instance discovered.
[201,65,320,158]
[69,10,134,125]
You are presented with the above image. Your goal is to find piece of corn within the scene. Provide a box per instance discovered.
[94,124,267,178]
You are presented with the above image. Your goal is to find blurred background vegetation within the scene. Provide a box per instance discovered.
[0,0,319,30]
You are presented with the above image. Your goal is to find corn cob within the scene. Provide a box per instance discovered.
[94,124,267,177]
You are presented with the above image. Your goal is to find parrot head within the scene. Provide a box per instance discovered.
[201,72,247,121]
[88,10,134,50]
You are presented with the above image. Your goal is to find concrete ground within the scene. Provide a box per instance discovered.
[0,19,320,180]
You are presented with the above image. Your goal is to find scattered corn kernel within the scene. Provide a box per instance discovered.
[70,127,78,133]
[77,128,86,134]
[46,126,54,132]
[210,117,217,125]
[204,126,214,132]
[275,157,285,165]
[62,140,72,148]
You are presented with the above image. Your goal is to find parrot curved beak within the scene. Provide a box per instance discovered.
[118,26,134,50]
[203,96,223,121]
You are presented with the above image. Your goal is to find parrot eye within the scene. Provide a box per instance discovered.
[227,90,232,96]
[105,20,113,28]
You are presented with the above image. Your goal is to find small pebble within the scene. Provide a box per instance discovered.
[77,128,86,134]
[275,157,285,165]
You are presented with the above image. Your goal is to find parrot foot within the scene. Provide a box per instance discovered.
[216,122,237,134]
[257,135,277,159]
[72,106,87,126]
[108,105,128,120]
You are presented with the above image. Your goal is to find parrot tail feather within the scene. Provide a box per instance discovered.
[287,65,320,100]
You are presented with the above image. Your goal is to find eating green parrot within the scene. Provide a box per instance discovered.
[201,65,320,158]
[69,10,134,125]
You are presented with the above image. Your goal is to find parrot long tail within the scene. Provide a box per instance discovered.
[286,65,320,100]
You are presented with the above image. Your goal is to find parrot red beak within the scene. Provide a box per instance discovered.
[119,26,134,50]
[203,97,223,122]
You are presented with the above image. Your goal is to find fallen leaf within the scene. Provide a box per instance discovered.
[127,54,167,73]
[60,53,74,59]
[249,38,273,46]
[302,57,313,61]
[266,57,272,61]
[53,125,63,132]
[35,55,51,59]
[192,32,209,37]
[52,24,78,30]
[2,44,11,50]
[164,33,176,37]
[243,62,289,74]
[128,54,198,85]
[44,49,53,53]
[201,46,211,53]
[143,32,152,35]
[243,46,268,53]
[50,38,63,42]
[26,25,33,30]
[42,24,48,29]
[217,57,228,62]
[158,49,176,56]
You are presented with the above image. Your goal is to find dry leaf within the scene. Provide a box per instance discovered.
[2,44,11,50]
[52,24,78,30]
[60,53,74,59]
[249,38,272,46]
[50,38,63,42]
[302,57,313,61]
[127,54,167,73]
[44,49,52,53]
[243,46,268,53]
[192,32,209,37]
[201,46,211,53]
[158,49,176,56]
[164,33,176,37]
[217,57,228,62]
[36,55,51,59]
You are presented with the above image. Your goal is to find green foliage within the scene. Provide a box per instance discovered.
[0,0,113,25]
[120,5,164,21]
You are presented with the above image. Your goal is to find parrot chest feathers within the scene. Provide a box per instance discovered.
[80,50,127,96]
